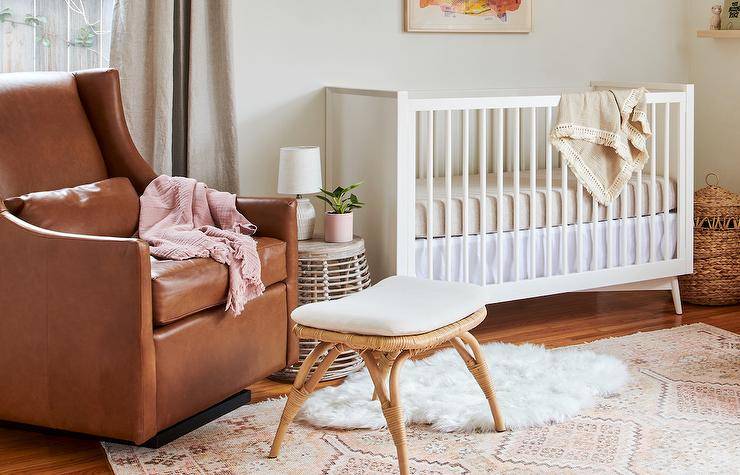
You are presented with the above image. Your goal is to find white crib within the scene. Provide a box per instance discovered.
[326,82,693,314]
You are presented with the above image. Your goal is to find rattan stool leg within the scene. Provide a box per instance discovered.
[361,350,412,475]
[372,351,399,401]
[269,343,341,458]
[386,351,411,475]
[452,333,506,432]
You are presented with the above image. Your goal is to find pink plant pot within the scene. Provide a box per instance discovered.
[324,212,353,243]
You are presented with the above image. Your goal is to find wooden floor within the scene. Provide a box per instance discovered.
[1,291,738,474]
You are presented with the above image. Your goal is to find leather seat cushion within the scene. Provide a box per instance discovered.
[3,177,140,237]
[151,237,287,326]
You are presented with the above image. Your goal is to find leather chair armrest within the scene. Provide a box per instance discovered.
[0,210,157,443]
[236,197,299,365]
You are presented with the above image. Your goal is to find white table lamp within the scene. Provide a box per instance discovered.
[278,146,323,240]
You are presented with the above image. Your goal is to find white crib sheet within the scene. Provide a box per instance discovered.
[415,169,677,238]
[415,213,677,285]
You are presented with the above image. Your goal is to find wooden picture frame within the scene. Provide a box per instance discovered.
[405,0,532,34]
[721,0,740,30]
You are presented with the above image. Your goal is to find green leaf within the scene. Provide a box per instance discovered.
[24,13,40,26]
[315,195,334,206]
[316,194,342,213]
[344,182,363,193]
[39,36,51,48]
[319,182,364,213]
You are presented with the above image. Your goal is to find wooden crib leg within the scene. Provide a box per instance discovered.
[269,343,341,458]
[670,277,683,315]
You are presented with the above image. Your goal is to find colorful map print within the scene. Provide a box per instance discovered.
[419,0,523,20]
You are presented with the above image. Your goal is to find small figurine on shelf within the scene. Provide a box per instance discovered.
[710,4,722,30]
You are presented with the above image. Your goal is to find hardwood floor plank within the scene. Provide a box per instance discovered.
[1,291,737,473]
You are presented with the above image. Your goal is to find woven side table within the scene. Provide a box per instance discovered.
[271,236,370,382]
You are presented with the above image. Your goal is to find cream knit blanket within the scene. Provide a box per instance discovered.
[550,88,652,205]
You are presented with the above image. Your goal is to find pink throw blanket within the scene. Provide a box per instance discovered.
[139,176,264,315]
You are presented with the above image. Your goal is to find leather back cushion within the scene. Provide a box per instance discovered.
[0,72,108,198]
[4,177,140,237]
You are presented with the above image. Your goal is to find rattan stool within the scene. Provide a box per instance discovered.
[268,277,505,475]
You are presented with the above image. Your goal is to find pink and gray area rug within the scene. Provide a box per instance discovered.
[104,323,739,474]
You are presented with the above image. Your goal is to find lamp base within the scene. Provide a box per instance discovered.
[296,198,316,240]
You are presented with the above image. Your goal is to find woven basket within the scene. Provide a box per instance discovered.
[678,174,740,305]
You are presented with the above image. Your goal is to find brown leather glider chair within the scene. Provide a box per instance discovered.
[0,69,298,445]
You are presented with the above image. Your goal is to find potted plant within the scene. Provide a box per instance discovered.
[317,183,364,243]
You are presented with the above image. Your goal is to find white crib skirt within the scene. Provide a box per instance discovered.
[415,213,677,285]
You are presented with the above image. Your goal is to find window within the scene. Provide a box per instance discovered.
[0,0,115,73]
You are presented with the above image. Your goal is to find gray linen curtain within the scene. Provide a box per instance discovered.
[110,0,239,193]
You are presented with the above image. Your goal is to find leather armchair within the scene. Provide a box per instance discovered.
[0,69,298,444]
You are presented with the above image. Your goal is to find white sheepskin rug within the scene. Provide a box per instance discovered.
[297,342,629,432]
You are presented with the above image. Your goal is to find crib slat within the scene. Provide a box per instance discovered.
[606,202,613,268]
[650,103,657,263]
[479,109,487,285]
[409,111,418,278]
[496,108,505,284]
[529,107,537,279]
[545,107,553,277]
[620,188,628,266]
[445,110,453,281]
[514,108,521,281]
[560,163,568,275]
[636,168,643,264]
[663,103,670,261]
[462,110,470,283]
[678,97,687,260]
[426,111,434,279]
[591,195,598,271]
[416,114,424,180]
[577,182,583,273]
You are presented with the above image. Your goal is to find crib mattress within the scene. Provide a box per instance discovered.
[415,168,677,238]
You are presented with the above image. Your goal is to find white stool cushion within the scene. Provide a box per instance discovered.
[291,276,487,336]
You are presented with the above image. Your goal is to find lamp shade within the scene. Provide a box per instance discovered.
[277,146,323,195]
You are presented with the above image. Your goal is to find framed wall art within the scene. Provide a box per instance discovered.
[405,0,532,33]
[721,0,740,29]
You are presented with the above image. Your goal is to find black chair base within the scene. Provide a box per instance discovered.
[0,389,252,449]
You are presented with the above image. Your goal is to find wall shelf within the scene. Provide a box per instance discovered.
[697,30,740,38]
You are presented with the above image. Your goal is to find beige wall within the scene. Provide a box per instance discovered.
[232,0,690,197]
[687,0,740,193]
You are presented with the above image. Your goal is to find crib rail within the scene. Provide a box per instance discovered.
[401,85,693,298]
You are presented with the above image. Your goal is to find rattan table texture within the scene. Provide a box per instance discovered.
[270,236,370,382]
